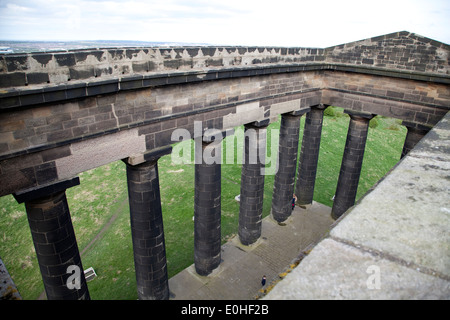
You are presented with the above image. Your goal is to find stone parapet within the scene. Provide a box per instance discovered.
[1,31,448,91]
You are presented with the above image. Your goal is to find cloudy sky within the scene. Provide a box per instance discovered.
[0,0,449,47]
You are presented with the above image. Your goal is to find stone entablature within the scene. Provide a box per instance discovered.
[0,67,448,197]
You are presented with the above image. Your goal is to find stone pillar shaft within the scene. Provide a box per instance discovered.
[124,147,171,300]
[271,110,308,223]
[331,112,374,220]
[238,120,269,245]
[295,105,325,207]
[13,178,90,300]
[401,121,431,159]
[194,138,221,276]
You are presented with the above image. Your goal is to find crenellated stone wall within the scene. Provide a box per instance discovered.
[1,31,448,91]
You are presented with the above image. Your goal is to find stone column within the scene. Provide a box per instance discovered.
[295,105,326,207]
[272,109,309,223]
[13,178,90,300]
[401,121,431,159]
[124,146,172,300]
[194,134,222,276]
[239,119,270,245]
[331,111,374,220]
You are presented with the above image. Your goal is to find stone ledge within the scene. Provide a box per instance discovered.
[0,88,320,162]
[13,177,80,203]
[2,63,448,110]
[264,238,449,299]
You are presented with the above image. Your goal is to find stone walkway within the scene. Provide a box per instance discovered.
[168,201,334,300]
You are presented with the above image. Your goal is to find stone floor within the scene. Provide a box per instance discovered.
[169,201,335,300]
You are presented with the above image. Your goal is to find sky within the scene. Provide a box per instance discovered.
[0,0,449,48]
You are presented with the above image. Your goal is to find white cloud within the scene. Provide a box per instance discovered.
[0,0,448,46]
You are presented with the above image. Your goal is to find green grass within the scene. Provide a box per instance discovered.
[0,108,406,299]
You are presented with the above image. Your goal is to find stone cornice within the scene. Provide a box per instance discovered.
[1,62,449,111]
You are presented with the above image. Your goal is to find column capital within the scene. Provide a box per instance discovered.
[245,118,270,128]
[13,177,80,204]
[401,120,432,132]
[344,110,374,121]
[289,107,311,117]
[312,104,328,110]
[124,146,172,166]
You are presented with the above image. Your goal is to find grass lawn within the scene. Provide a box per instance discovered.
[0,108,406,299]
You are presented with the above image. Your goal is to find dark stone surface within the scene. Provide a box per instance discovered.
[238,122,268,245]
[272,113,303,222]
[194,139,221,276]
[125,159,170,300]
[331,112,374,219]
[295,105,326,206]
[401,124,430,158]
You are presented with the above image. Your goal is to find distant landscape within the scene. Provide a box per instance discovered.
[0,40,209,54]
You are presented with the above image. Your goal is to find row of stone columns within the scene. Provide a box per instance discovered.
[12,104,430,300]
[293,109,430,220]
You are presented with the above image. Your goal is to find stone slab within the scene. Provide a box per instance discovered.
[330,155,450,278]
[264,238,450,300]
